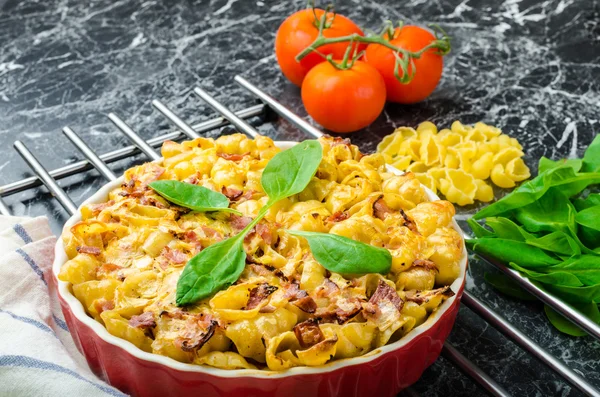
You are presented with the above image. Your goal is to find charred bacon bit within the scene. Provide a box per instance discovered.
[201,226,223,241]
[405,286,454,305]
[159,309,185,320]
[316,298,363,324]
[76,246,101,256]
[246,223,273,245]
[87,200,115,216]
[373,197,396,220]
[246,284,278,310]
[230,214,252,230]
[330,137,351,148]
[217,152,249,162]
[294,319,325,349]
[411,259,437,271]
[222,186,243,200]
[284,283,317,313]
[162,247,188,264]
[400,209,418,233]
[316,279,340,299]
[93,299,114,315]
[258,305,278,314]
[129,311,156,329]
[294,296,317,313]
[327,211,349,223]
[140,195,167,209]
[176,319,218,352]
[96,263,123,278]
[369,280,403,312]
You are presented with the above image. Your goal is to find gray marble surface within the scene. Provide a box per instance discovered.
[1,0,599,395]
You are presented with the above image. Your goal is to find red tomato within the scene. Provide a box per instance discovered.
[364,26,443,104]
[275,9,366,87]
[301,60,386,134]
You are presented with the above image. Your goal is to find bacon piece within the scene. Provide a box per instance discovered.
[217,152,249,161]
[284,283,317,313]
[405,286,454,305]
[159,309,186,320]
[201,226,223,241]
[373,197,396,220]
[327,211,349,223]
[246,223,274,245]
[93,299,114,315]
[129,312,156,329]
[316,297,363,324]
[246,284,278,310]
[76,246,101,255]
[162,247,187,264]
[96,263,122,278]
[316,279,340,299]
[400,209,418,233]
[222,186,243,200]
[175,317,218,352]
[369,280,403,312]
[230,214,252,230]
[412,259,437,271]
[239,190,255,201]
[330,137,351,148]
[294,319,325,349]
[140,195,167,209]
[87,200,115,216]
[258,305,278,313]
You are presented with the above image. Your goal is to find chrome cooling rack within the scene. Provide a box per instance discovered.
[1,76,598,397]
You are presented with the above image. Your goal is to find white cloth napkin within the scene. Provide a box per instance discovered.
[0,215,126,397]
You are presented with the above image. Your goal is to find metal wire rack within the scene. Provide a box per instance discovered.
[1,76,598,397]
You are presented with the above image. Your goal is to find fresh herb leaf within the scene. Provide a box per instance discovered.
[542,281,600,304]
[509,262,583,287]
[572,193,600,212]
[466,238,561,268]
[513,190,577,236]
[467,218,495,238]
[544,303,600,337]
[176,235,246,305]
[574,205,600,250]
[286,230,392,274]
[538,157,582,174]
[261,140,323,203]
[551,255,600,286]
[149,180,242,215]
[485,217,535,241]
[484,272,536,301]
[525,231,581,257]
[581,134,600,173]
[473,166,600,220]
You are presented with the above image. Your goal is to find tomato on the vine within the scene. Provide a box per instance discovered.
[301,60,386,134]
[275,9,366,87]
[364,26,443,104]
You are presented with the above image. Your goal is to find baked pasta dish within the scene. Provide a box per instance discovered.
[58,134,462,371]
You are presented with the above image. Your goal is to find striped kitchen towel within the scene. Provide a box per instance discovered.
[0,215,126,397]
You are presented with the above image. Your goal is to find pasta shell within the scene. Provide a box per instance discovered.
[490,163,516,188]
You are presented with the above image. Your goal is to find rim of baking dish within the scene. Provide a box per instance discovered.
[53,140,468,379]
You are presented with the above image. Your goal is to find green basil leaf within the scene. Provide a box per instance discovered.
[149,180,242,215]
[473,166,600,220]
[483,272,536,301]
[575,206,600,232]
[485,217,535,241]
[581,134,600,173]
[176,235,246,306]
[513,190,577,236]
[543,282,600,303]
[544,303,600,337]
[509,262,583,287]
[261,140,323,202]
[572,193,600,212]
[538,157,582,174]
[287,230,391,274]
[551,255,600,286]
[467,218,495,238]
[525,231,581,257]
[466,238,561,268]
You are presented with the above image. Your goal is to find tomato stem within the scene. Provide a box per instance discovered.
[296,20,451,84]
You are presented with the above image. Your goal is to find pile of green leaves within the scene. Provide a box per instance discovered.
[467,135,600,336]
[150,140,392,306]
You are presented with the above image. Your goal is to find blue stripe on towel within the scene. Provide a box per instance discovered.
[0,355,127,397]
[0,309,57,338]
[13,223,33,244]
[16,248,46,285]
[52,314,70,332]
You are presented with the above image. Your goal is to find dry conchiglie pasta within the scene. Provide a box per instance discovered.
[377,120,530,206]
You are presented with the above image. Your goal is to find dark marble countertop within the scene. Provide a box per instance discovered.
[1,0,599,395]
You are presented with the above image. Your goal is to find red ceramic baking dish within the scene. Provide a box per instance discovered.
[51,141,468,397]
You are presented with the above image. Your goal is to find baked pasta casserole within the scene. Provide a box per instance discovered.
[59,134,462,370]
